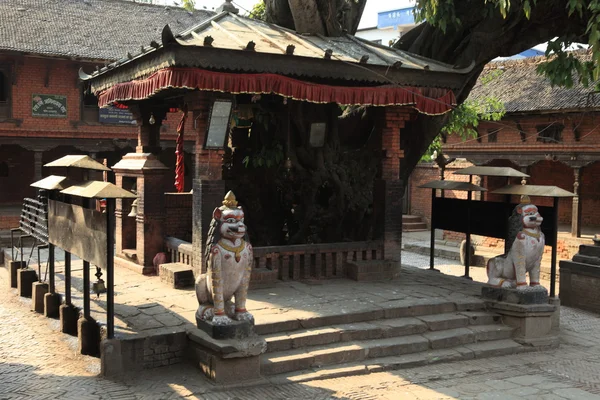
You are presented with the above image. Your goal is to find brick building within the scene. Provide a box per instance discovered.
[0,0,212,229]
[408,52,600,239]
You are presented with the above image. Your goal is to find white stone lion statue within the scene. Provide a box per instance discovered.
[486,195,545,290]
[195,191,254,326]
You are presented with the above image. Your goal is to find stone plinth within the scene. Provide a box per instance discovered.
[9,261,26,288]
[17,269,37,297]
[196,318,254,340]
[60,304,79,335]
[78,316,100,356]
[482,286,549,305]
[486,300,557,348]
[187,327,266,383]
[44,293,61,318]
[31,282,48,313]
[346,260,396,281]
[159,262,194,289]
[560,245,600,313]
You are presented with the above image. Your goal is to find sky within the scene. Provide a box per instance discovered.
[196,0,415,28]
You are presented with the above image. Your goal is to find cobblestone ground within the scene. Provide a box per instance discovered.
[3,253,600,399]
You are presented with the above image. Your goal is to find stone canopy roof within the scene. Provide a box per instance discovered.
[470,50,600,114]
[0,0,213,61]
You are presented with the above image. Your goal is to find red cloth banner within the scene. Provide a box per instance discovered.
[98,67,456,115]
[175,106,187,193]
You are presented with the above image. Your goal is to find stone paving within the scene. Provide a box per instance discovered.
[6,247,488,341]
[2,247,600,398]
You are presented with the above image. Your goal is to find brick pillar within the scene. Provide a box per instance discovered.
[572,167,582,238]
[113,153,168,270]
[192,179,225,274]
[380,107,411,263]
[136,172,167,268]
[186,92,227,274]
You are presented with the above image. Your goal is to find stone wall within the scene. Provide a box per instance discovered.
[560,245,600,313]
[101,331,188,376]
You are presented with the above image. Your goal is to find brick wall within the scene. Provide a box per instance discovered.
[164,193,193,242]
[0,144,35,203]
[408,160,475,226]
[0,54,194,208]
[581,161,600,226]
[0,214,19,230]
[445,113,600,149]
[528,160,574,224]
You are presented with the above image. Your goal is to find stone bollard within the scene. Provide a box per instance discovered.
[44,293,61,318]
[78,316,100,356]
[9,261,26,288]
[59,304,79,335]
[17,269,38,297]
[31,282,49,313]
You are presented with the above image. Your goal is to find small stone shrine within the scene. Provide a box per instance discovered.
[559,239,600,314]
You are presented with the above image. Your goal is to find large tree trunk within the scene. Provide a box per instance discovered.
[259,0,590,241]
[264,1,589,179]
[265,0,366,36]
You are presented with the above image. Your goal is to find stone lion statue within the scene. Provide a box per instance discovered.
[195,191,254,326]
[486,195,545,290]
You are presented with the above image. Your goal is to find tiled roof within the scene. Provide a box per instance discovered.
[0,0,214,61]
[470,50,600,113]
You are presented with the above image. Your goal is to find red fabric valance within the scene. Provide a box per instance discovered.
[98,67,456,115]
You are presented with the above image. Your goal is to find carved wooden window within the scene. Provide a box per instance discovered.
[487,128,498,143]
[536,123,564,143]
[0,66,11,119]
[81,88,99,123]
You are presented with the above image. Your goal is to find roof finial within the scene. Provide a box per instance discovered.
[520,195,531,204]
[222,191,238,208]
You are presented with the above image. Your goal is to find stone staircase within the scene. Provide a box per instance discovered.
[256,298,526,382]
[402,215,428,232]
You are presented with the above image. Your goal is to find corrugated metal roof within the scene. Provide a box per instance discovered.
[452,166,529,178]
[174,12,466,73]
[84,11,473,87]
[491,185,575,198]
[30,175,77,190]
[419,180,487,192]
[60,181,136,199]
[44,155,110,171]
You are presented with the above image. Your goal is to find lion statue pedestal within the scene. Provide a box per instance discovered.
[195,191,255,340]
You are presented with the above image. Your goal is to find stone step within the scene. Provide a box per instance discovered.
[255,298,487,335]
[158,262,194,289]
[402,222,428,232]
[264,312,506,353]
[261,324,513,376]
[402,215,424,223]
[269,339,525,384]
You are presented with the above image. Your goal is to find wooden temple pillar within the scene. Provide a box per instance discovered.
[379,107,410,264]
[571,166,582,238]
[113,102,169,273]
[186,93,226,275]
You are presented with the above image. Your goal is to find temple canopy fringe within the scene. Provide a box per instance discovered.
[98,67,456,115]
